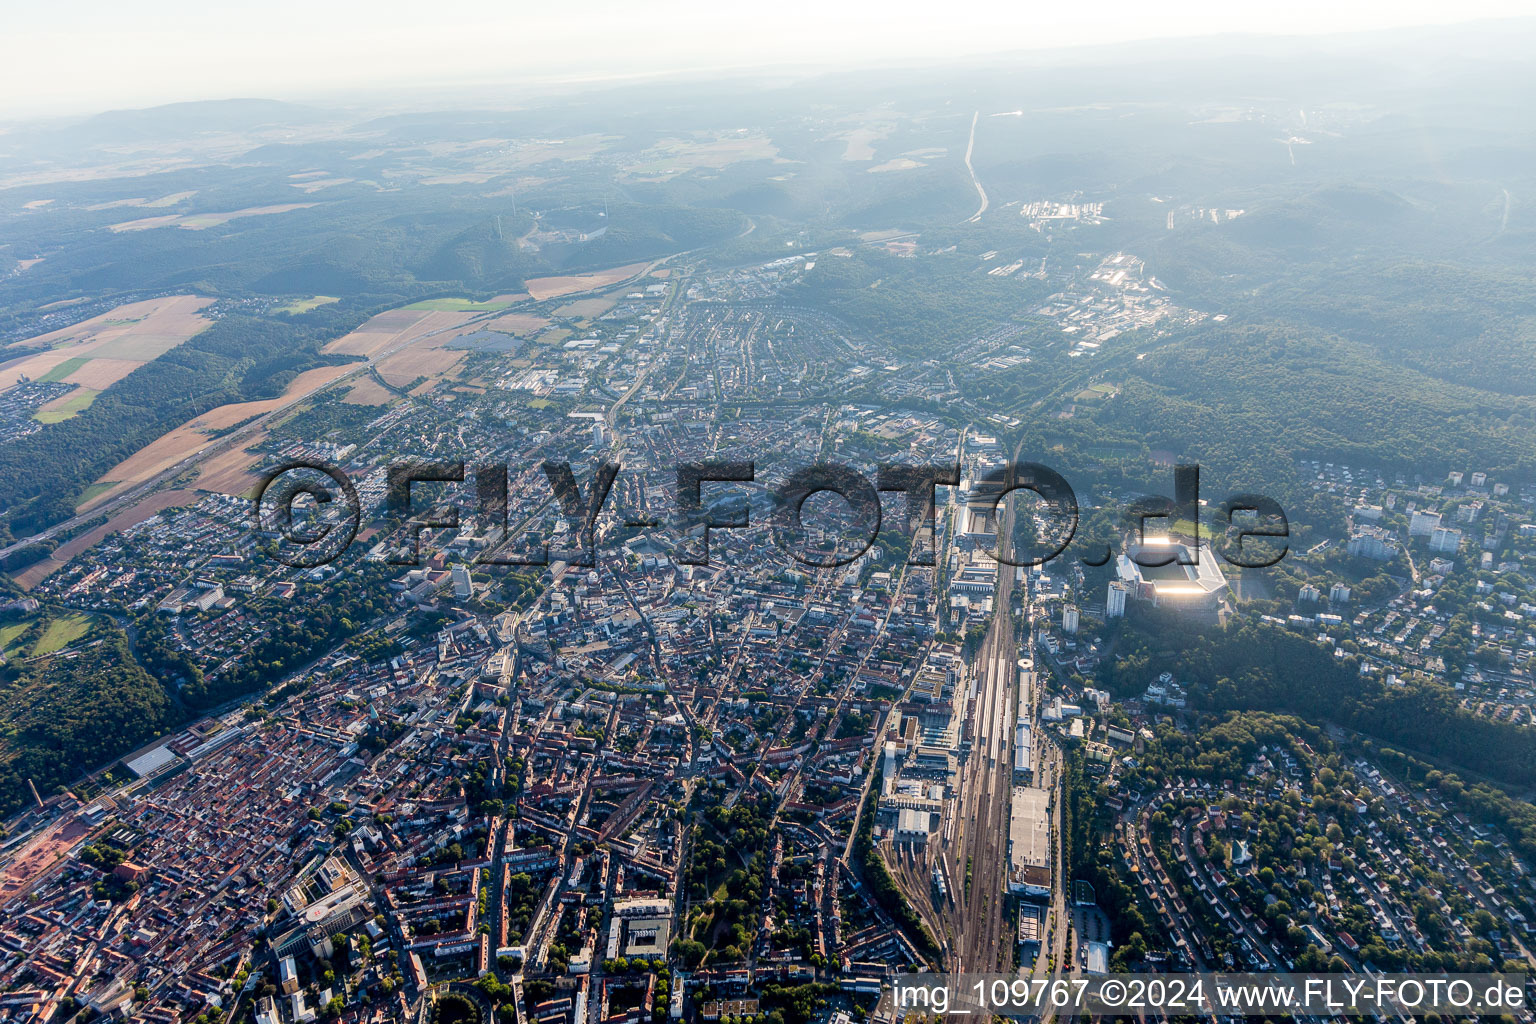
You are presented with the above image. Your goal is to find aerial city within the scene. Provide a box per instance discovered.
[0,5,1535,1023]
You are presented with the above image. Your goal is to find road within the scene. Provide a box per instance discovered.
[964,111,989,224]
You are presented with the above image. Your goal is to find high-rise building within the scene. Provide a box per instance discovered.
[1105,581,1128,618]
[1062,605,1080,633]
[1347,526,1398,560]
[1409,510,1442,537]
[1429,526,1463,554]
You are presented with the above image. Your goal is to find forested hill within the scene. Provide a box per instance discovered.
[1103,322,1536,481]
[1097,617,1536,792]
[0,624,175,819]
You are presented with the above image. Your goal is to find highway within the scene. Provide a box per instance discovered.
[963,110,989,224]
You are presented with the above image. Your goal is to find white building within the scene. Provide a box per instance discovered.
[1105,581,1129,618]
[1409,510,1442,537]
[1429,527,1462,554]
[1347,526,1398,561]
[895,807,933,844]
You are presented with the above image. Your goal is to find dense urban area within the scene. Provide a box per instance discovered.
[2,27,1536,1024]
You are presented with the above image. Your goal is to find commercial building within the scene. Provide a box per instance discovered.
[1017,902,1043,960]
[895,807,932,844]
[1013,722,1033,781]
[1007,786,1052,897]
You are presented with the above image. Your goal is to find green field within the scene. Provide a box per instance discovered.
[0,622,32,659]
[34,387,100,423]
[1160,517,1210,543]
[33,613,95,655]
[0,611,97,660]
[38,357,90,383]
[75,481,116,507]
[404,297,516,312]
[277,295,340,315]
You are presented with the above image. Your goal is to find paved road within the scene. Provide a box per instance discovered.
[963,111,989,224]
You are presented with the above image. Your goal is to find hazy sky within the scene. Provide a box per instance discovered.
[4,0,1533,119]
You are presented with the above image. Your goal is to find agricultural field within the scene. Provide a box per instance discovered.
[0,295,214,392]
[523,262,650,300]
[33,387,99,423]
[276,295,340,314]
[340,378,397,405]
[80,363,354,511]
[867,157,927,173]
[192,437,271,498]
[486,313,551,335]
[404,296,524,312]
[108,203,318,232]
[551,297,615,318]
[50,295,529,521]
[620,133,781,179]
[84,190,198,211]
[36,358,89,383]
[322,308,479,359]
[376,339,467,392]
